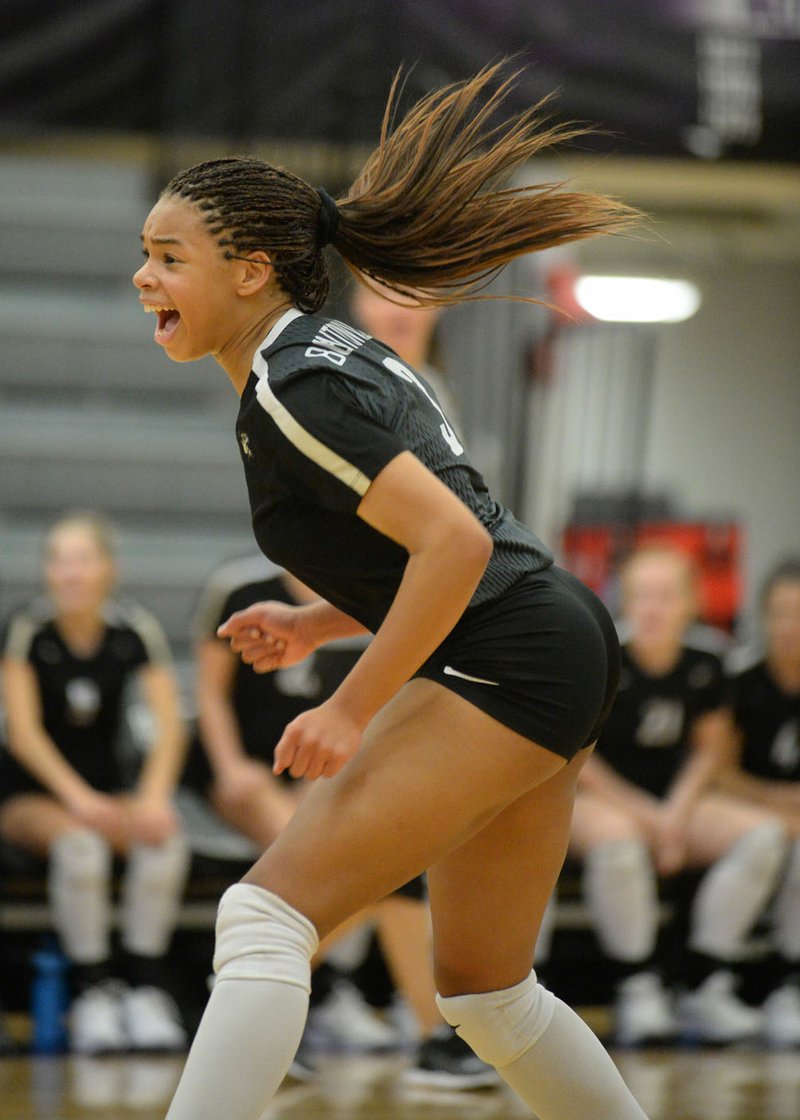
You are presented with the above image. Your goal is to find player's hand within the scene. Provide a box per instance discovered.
[652,807,688,875]
[273,700,363,780]
[66,788,129,838]
[215,757,272,806]
[128,794,179,844]
[217,601,316,671]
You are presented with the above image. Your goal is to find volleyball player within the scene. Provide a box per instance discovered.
[570,546,788,1045]
[0,514,189,1054]
[717,558,800,1045]
[134,64,651,1120]
[193,553,499,1086]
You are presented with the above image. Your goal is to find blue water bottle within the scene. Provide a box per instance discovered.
[31,940,69,1054]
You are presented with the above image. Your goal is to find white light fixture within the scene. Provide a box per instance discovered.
[574,276,702,323]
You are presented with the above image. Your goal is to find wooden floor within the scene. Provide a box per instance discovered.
[2,1047,800,1120]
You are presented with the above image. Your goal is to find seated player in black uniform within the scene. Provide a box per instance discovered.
[717,558,800,1045]
[0,513,189,1054]
[133,63,653,1120]
[570,546,788,1045]
[193,554,498,1087]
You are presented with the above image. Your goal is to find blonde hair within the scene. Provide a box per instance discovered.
[45,511,118,561]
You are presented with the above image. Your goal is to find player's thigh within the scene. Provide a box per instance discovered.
[427,748,590,996]
[684,791,783,866]
[241,678,567,939]
[569,790,645,856]
[0,794,82,855]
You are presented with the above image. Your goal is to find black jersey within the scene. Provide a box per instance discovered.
[731,660,800,781]
[2,598,171,792]
[595,645,728,797]
[235,309,553,634]
[194,555,326,760]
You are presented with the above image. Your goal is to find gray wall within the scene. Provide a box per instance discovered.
[643,261,800,615]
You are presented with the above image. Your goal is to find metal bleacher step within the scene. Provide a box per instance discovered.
[0,400,248,519]
[0,285,230,408]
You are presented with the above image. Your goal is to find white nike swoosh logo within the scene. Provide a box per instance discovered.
[443,665,499,687]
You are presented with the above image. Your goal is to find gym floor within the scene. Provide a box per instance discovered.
[2,1043,799,1120]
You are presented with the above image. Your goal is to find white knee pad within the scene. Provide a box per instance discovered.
[50,828,111,886]
[584,838,657,961]
[48,829,112,962]
[775,839,800,961]
[436,970,555,1069]
[121,832,191,957]
[213,883,319,992]
[691,820,789,958]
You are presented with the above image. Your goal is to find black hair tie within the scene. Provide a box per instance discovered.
[315,188,340,248]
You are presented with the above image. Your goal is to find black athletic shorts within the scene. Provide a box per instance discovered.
[415,566,620,761]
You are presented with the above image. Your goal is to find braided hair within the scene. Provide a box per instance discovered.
[164,62,638,314]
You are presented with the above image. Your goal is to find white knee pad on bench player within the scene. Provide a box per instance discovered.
[49,829,112,963]
[436,970,555,1068]
[213,882,319,988]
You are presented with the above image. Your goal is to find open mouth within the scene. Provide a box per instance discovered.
[142,303,181,345]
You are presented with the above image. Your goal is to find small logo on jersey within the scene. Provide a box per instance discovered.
[65,678,102,727]
[770,720,800,773]
[238,431,253,459]
[635,698,685,748]
[443,665,499,687]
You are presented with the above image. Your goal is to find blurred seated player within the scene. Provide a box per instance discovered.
[0,513,190,1054]
[350,280,461,428]
[716,558,800,1045]
[569,545,788,1045]
[192,554,498,1088]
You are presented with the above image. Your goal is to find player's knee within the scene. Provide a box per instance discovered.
[213,883,319,989]
[50,829,111,888]
[436,970,555,1069]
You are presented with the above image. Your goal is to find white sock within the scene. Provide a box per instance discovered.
[774,838,800,963]
[690,821,788,958]
[437,971,647,1120]
[48,830,112,963]
[165,883,318,1120]
[120,833,190,957]
[584,839,658,962]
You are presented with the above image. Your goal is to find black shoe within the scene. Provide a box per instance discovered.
[401,1027,500,1090]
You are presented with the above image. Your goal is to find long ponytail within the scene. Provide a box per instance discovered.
[165,62,638,313]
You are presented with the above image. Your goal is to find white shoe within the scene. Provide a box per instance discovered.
[121,986,187,1052]
[614,971,677,1046]
[676,970,763,1044]
[308,981,398,1051]
[70,981,128,1054]
[763,984,800,1048]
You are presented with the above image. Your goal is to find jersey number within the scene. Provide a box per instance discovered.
[382,356,464,456]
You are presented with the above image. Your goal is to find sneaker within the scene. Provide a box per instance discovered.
[401,1027,501,1090]
[308,981,398,1051]
[676,970,763,1044]
[763,983,800,1048]
[70,981,128,1054]
[614,971,677,1046]
[121,986,187,1052]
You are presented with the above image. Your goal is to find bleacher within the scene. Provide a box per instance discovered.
[0,152,256,655]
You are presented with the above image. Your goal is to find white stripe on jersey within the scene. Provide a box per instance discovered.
[253,352,371,499]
